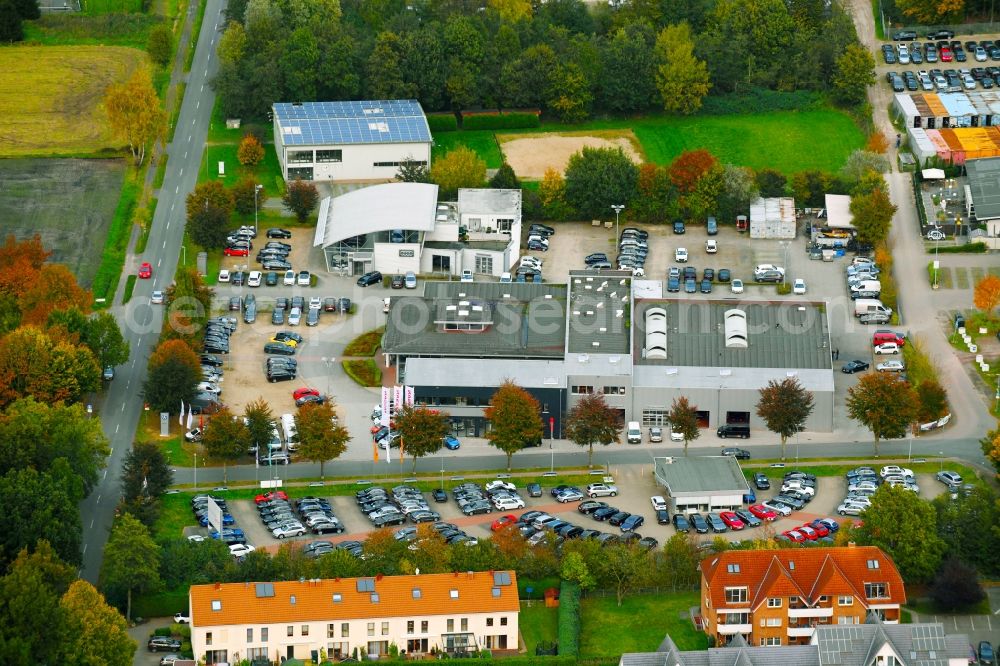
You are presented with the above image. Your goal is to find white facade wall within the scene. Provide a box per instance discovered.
[459,246,511,277]
[277,141,431,182]
[373,242,422,275]
[192,611,518,663]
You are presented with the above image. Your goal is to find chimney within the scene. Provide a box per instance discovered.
[848,541,856,548]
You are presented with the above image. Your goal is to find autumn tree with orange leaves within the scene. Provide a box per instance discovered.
[974,275,1000,318]
[0,326,100,409]
[668,149,717,194]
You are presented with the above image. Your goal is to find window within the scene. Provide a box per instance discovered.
[368,622,375,637]
[248,648,268,660]
[261,628,268,642]
[211,600,222,611]
[486,618,494,627]
[838,596,854,606]
[765,617,782,627]
[571,385,595,395]
[450,590,459,599]
[496,218,514,232]
[421,621,428,633]
[767,598,782,608]
[485,635,509,649]
[287,150,313,164]
[342,623,349,638]
[603,386,625,395]
[407,621,414,634]
[287,166,313,180]
[760,637,782,646]
[723,612,749,624]
[412,588,422,599]
[642,409,667,426]
[432,255,451,273]
[727,564,741,573]
[327,642,349,659]
[460,618,468,632]
[475,255,493,275]
[500,617,507,626]
[247,628,253,643]
[316,149,342,163]
[373,160,426,168]
[382,622,389,636]
[867,559,880,569]
[407,638,429,653]
[302,625,309,637]
[287,626,294,637]
[447,619,454,632]
[724,587,748,604]
[206,632,213,646]
[838,616,860,625]
[864,583,888,599]
[468,217,482,228]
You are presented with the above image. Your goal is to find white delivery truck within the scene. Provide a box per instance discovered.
[849,280,882,299]
[626,421,642,444]
[280,413,297,451]
[854,298,892,318]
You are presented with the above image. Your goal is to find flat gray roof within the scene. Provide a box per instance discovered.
[966,157,1000,220]
[457,188,521,216]
[405,358,566,389]
[567,272,631,354]
[382,282,566,358]
[654,456,748,495]
[634,300,831,370]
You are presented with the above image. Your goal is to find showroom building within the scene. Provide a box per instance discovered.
[271,99,432,182]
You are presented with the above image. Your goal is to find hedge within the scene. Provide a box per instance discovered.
[427,113,459,132]
[557,581,581,657]
[935,241,988,253]
[699,88,823,116]
[461,110,541,130]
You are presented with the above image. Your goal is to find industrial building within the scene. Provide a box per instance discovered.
[383,272,835,438]
[652,456,750,513]
[963,157,1000,248]
[271,100,432,182]
[313,184,522,278]
[749,197,796,239]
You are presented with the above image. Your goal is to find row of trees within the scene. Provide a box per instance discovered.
[213,0,863,121]
[0,0,37,43]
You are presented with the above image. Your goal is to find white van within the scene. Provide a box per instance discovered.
[280,413,297,451]
[854,298,892,318]
[626,421,642,444]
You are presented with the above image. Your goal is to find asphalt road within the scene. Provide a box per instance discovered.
[78,0,225,582]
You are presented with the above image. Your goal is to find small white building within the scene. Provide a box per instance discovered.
[824,193,854,229]
[272,100,432,182]
[749,197,796,238]
[314,184,522,278]
[189,572,520,664]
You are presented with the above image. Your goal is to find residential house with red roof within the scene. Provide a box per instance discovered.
[699,545,905,647]
[189,571,519,664]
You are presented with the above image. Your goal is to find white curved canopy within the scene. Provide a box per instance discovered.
[314,182,440,248]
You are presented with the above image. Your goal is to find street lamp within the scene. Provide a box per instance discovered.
[321,356,335,398]
[611,205,624,242]
[254,184,263,235]
[193,453,198,491]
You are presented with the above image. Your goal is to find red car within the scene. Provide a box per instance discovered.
[138,262,152,279]
[719,511,745,530]
[293,387,320,401]
[807,521,829,537]
[254,490,289,504]
[749,504,777,521]
[782,529,806,543]
[940,46,953,61]
[490,514,518,531]
[224,246,250,256]
[797,525,819,540]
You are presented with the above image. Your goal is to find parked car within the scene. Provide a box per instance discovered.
[357,271,382,287]
[753,473,770,490]
[842,360,870,373]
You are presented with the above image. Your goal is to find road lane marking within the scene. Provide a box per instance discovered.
[192,118,196,125]
[137,336,142,345]
[166,221,170,230]
[115,424,120,433]
[162,240,166,249]
[131,359,136,368]
[175,185,180,194]
[170,202,175,211]
[82,544,87,555]
[96,495,101,504]
[184,151,188,159]
[197,100,200,109]
[201,84,204,92]
[90,519,94,528]
[179,168,183,177]
[103,470,108,480]
[121,404,125,412]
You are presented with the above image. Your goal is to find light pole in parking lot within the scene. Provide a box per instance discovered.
[321,356,335,398]
[254,184,263,235]
[611,205,624,241]
[193,453,198,491]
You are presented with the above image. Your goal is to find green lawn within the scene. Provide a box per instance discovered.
[519,602,558,654]
[23,14,163,49]
[579,591,707,656]
[434,109,863,176]
[197,143,284,194]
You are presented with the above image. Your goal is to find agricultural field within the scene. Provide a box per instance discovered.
[433,109,864,177]
[0,45,146,157]
[0,159,125,288]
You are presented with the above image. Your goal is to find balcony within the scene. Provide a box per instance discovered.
[716,624,752,635]
[787,607,834,618]
[788,627,816,638]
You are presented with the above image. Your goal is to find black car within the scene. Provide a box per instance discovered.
[672,514,690,531]
[530,223,555,235]
[672,220,686,234]
[339,298,352,313]
[700,279,712,293]
[620,514,644,532]
[264,341,295,355]
[753,473,771,490]
[203,341,229,354]
[655,509,670,524]
[592,506,619,521]
[689,513,709,534]
[296,394,325,407]
[391,274,405,289]
[527,240,548,252]
[841,360,870,373]
[892,30,917,40]
[667,276,680,292]
[703,268,714,281]
[607,511,631,526]
[267,368,297,383]
[717,268,731,283]
[148,637,182,652]
[264,271,278,286]
[584,252,608,265]
[526,482,542,497]
[273,331,303,343]
[357,271,382,287]
[263,259,292,271]
[266,357,297,369]
[267,228,292,239]
[683,266,697,280]
[431,488,448,503]
[578,500,608,514]
[735,509,762,528]
[228,296,240,311]
[230,271,245,286]
[271,309,284,325]
[721,447,750,460]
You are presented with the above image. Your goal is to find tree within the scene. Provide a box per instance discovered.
[19,264,91,327]
[564,147,639,220]
[654,22,711,115]
[0,326,99,409]
[560,551,595,590]
[981,426,1000,473]
[143,339,200,413]
[661,533,700,591]
[429,146,486,199]
[930,558,986,611]
[895,0,963,24]
[856,485,945,582]
[598,24,657,113]
[231,178,264,216]
[0,0,24,43]
[104,68,165,166]
[598,543,646,606]
[668,396,700,456]
[849,186,897,247]
[100,513,160,622]
[840,150,889,186]
[59,579,135,666]
[396,157,431,183]
[0,468,81,570]
[716,164,758,224]
[756,168,787,197]
[293,401,350,478]
[243,398,276,454]
[237,132,265,166]
[201,406,250,484]
[546,61,592,122]
[866,131,890,154]
[120,441,173,525]
[668,149,717,194]
[80,311,129,371]
[565,393,622,468]
[974,274,1000,317]
[933,485,1000,576]
[846,373,917,457]
[484,381,543,471]
[915,379,948,423]
[217,22,247,66]
[539,167,571,220]
[11,0,38,19]
[756,377,814,460]
[489,162,520,190]
[393,405,449,473]
[188,202,230,249]
[282,178,319,223]
[831,44,875,105]
[146,24,173,68]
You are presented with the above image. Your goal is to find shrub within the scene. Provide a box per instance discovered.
[427,113,458,132]
[154,627,172,637]
[461,110,541,130]
[342,359,381,387]
[935,242,988,254]
[775,282,792,295]
[698,88,823,115]
[557,581,580,657]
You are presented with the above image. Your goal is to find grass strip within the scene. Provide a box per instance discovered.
[91,170,141,306]
[184,0,207,72]
[122,274,137,304]
[343,327,384,356]
[342,359,381,387]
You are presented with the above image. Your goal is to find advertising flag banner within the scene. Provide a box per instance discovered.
[179,402,184,426]
[373,442,379,462]
[187,408,194,429]
[380,387,391,426]
[393,385,403,416]
[385,439,391,464]
[404,385,415,406]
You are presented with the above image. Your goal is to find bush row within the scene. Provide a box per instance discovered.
[427,113,459,132]
[557,581,581,658]
[935,241,989,253]
[699,88,823,116]
[461,110,541,130]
